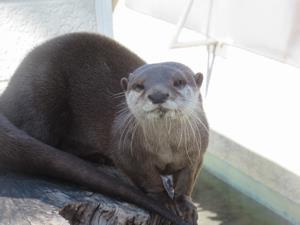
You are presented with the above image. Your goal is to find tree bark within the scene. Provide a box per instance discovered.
[0,166,164,225]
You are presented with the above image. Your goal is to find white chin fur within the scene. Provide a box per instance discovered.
[162,100,178,110]
[142,100,178,113]
[145,110,176,120]
[142,101,157,112]
[146,113,160,119]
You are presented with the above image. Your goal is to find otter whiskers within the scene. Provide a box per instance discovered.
[111,91,126,99]
[116,102,208,164]
[116,107,137,153]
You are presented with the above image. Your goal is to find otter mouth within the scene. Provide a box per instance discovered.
[147,106,170,118]
[149,106,168,113]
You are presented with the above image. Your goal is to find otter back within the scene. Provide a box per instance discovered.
[0,33,189,225]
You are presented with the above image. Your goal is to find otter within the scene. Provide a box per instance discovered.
[0,33,208,225]
[112,62,209,223]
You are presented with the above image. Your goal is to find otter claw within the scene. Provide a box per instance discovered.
[160,174,175,199]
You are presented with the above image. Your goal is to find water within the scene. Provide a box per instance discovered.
[193,170,293,225]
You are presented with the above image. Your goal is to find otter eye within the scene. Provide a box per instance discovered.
[132,83,144,92]
[173,79,186,89]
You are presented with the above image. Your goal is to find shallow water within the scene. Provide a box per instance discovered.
[193,170,293,225]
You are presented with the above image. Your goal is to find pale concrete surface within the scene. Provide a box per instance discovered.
[0,0,98,81]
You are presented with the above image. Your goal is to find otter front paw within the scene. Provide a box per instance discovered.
[174,195,198,225]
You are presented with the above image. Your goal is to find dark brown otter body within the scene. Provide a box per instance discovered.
[0,33,208,225]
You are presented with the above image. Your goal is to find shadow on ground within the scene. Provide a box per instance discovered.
[193,169,293,225]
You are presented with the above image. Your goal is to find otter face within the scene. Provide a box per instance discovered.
[121,62,203,121]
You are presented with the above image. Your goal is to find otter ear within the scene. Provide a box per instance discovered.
[194,72,203,88]
[120,77,128,91]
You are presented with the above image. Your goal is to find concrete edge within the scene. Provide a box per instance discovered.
[203,152,300,225]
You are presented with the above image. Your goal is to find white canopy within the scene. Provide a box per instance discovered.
[126,0,300,67]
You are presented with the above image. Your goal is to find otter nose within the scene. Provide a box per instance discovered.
[148,92,169,104]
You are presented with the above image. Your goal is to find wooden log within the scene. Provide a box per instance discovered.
[0,166,167,225]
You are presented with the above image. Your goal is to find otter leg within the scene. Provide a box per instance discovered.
[116,159,165,194]
[172,161,203,225]
[175,164,200,197]
[113,156,182,213]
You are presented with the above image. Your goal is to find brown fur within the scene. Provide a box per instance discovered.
[0,33,189,225]
[111,63,209,225]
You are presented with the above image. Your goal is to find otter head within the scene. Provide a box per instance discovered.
[120,62,203,121]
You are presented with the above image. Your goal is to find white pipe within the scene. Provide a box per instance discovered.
[95,0,113,37]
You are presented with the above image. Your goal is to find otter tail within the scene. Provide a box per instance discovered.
[0,114,188,225]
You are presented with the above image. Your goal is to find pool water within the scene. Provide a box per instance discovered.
[193,170,293,225]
